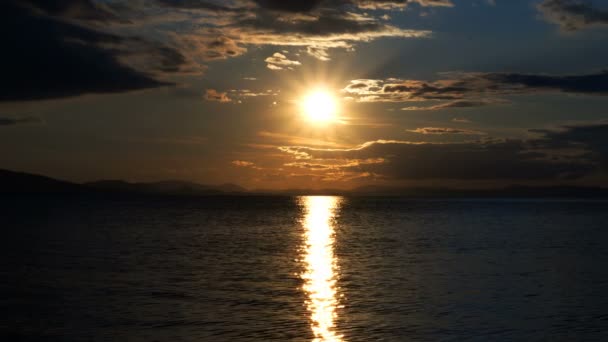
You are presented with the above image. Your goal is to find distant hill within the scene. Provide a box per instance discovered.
[215,183,248,193]
[0,169,246,196]
[85,180,246,195]
[1,168,607,198]
[0,169,82,193]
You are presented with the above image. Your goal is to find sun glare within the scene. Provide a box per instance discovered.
[302,90,338,123]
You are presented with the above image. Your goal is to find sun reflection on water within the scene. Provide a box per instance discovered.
[299,196,343,342]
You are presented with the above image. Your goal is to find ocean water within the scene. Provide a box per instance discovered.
[2,196,608,341]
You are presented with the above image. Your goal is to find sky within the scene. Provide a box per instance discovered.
[1,0,608,190]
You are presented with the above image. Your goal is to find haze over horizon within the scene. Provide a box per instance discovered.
[2,0,608,190]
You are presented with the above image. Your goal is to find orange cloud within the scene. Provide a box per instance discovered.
[205,89,232,102]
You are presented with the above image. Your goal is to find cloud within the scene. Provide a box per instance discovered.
[139,0,434,62]
[401,99,503,111]
[277,124,608,182]
[231,160,263,170]
[285,158,386,171]
[229,89,280,99]
[484,71,608,94]
[0,0,456,101]
[265,52,302,70]
[538,0,608,32]
[18,0,126,23]
[209,0,454,13]
[258,131,347,148]
[228,10,431,56]
[0,1,199,102]
[252,0,325,12]
[307,46,331,61]
[172,33,247,62]
[343,71,608,102]
[205,89,232,102]
[232,160,255,167]
[452,117,472,123]
[156,0,248,12]
[407,127,486,135]
[354,0,454,10]
[116,136,208,146]
[0,116,43,126]
[530,123,608,169]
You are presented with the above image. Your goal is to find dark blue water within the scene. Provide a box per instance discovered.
[2,196,608,341]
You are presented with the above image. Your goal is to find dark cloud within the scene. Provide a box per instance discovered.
[235,9,400,36]
[483,71,608,94]
[222,9,429,60]
[159,0,452,12]
[159,0,325,13]
[530,124,608,169]
[538,0,608,32]
[434,100,490,108]
[174,33,247,62]
[407,127,485,135]
[156,0,246,12]
[19,0,124,22]
[148,0,433,61]
[0,0,439,102]
[253,0,454,11]
[0,1,194,102]
[402,99,503,111]
[253,0,325,12]
[0,116,42,126]
[343,71,608,102]
[279,124,608,182]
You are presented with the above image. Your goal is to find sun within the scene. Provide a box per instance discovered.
[301,90,338,123]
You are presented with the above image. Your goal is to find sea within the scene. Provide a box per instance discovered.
[2,195,608,341]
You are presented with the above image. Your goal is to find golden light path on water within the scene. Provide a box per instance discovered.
[300,196,343,342]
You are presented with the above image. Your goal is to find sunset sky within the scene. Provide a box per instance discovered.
[1,0,608,189]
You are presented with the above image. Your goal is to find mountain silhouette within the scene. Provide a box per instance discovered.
[85,180,246,195]
[0,169,246,195]
[0,169,82,193]
[1,168,607,198]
